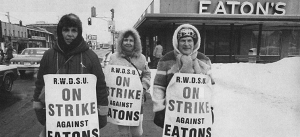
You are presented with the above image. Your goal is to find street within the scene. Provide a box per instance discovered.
[0,52,163,137]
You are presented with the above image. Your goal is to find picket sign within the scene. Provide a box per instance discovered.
[163,73,213,137]
[104,65,143,126]
[44,74,100,137]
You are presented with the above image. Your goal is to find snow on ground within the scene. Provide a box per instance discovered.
[149,57,300,137]
[211,57,300,137]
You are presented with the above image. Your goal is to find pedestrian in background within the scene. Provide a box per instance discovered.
[152,24,215,128]
[108,28,151,137]
[5,43,13,65]
[32,13,108,137]
[152,40,163,68]
[0,47,4,64]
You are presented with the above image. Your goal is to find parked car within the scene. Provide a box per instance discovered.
[0,65,18,92]
[10,48,49,76]
[102,43,111,49]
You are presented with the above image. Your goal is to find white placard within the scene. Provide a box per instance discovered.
[44,74,100,137]
[163,73,213,137]
[104,65,143,126]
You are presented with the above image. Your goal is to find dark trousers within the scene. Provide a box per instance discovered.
[153,57,160,69]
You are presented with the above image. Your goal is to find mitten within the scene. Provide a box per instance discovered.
[98,105,108,129]
[153,109,166,128]
[33,101,44,110]
[98,115,107,129]
[33,101,46,125]
[142,88,147,103]
[180,55,194,73]
[194,59,210,74]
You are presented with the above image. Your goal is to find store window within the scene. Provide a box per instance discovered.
[240,26,259,55]
[252,30,281,56]
[205,26,231,55]
[260,31,281,56]
[288,30,300,56]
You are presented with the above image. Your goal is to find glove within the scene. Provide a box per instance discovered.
[33,101,44,110]
[143,88,147,103]
[97,105,108,129]
[33,101,46,125]
[153,109,165,128]
[98,115,107,129]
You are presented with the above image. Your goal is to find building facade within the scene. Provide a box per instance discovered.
[27,23,57,41]
[0,20,28,53]
[134,0,300,63]
[26,26,55,50]
[0,21,55,54]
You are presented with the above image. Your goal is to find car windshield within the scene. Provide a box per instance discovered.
[21,49,46,55]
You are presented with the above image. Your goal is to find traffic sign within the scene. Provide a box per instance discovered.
[87,35,97,40]
[108,21,115,32]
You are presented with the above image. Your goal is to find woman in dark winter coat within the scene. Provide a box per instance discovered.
[32,13,108,137]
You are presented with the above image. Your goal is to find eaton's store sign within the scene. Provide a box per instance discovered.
[199,1,286,15]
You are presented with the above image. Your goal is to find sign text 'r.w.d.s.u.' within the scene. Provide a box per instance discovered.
[44,74,99,137]
[163,73,213,137]
[104,65,143,126]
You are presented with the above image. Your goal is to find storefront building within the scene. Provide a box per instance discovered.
[27,23,58,41]
[0,20,28,54]
[27,26,55,50]
[134,0,300,63]
[0,21,55,53]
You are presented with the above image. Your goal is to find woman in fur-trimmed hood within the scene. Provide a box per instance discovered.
[152,24,215,128]
[108,28,151,137]
[115,28,143,58]
[110,28,151,90]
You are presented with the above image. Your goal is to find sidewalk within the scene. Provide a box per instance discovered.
[100,93,163,137]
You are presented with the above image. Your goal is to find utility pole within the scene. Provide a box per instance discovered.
[5,12,10,23]
[110,9,115,53]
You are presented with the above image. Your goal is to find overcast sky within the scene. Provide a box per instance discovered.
[0,0,153,43]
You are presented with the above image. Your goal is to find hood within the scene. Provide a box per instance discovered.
[53,40,89,56]
[172,24,201,55]
[56,13,84,54]
[116,28,142,57]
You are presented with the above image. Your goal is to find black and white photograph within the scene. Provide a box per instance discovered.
[0,0,299,137]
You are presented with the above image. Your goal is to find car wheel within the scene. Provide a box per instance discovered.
[2,75,13,92]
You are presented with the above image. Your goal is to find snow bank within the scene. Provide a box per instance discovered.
[149,57,300,137]
[211,57,300,137]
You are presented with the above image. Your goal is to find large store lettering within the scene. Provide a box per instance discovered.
[199,1,286,15]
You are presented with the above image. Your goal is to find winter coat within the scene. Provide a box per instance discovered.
[109,28,151,91]
[152,24,212,112]
[33,41,108,107]
[108,28,151,114]
[153,44,163,58]
[6,45,13,59]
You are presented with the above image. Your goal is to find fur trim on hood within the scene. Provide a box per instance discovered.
[116,28,142,57]
[172,24,201,55]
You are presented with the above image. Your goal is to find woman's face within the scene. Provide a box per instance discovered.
[122,35,135,52]
[62,27,78,44]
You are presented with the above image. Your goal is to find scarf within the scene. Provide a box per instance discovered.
[170,51,210,74]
